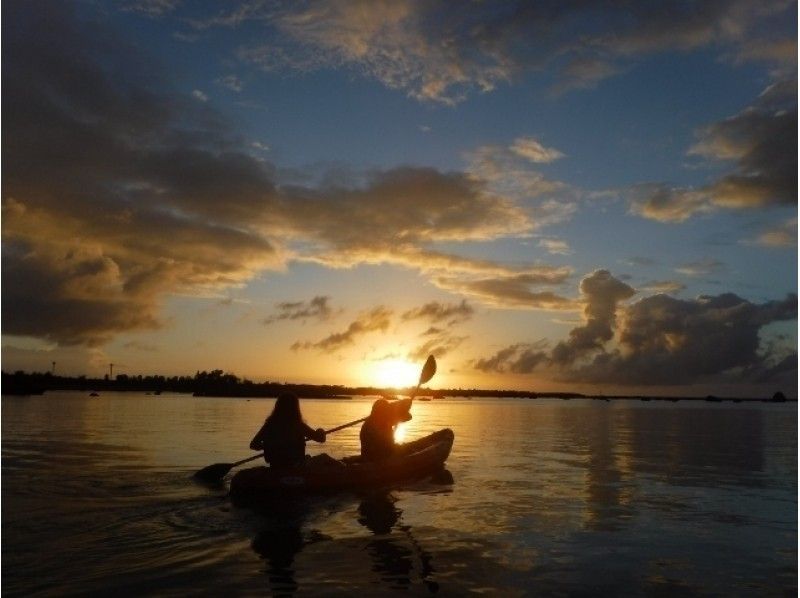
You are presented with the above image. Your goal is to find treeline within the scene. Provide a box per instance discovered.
[1,369,576,399]
[3,369,788,401]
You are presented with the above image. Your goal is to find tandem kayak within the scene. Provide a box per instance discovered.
[230,428,454,504]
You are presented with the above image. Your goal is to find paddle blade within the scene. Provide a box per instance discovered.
[418,355,437,385]
[193,462,233,482]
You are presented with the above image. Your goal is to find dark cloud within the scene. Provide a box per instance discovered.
[291,307,392,353]
[694,80,797,209]
[2,2,281,344]
[421,327,444,337]
[402,300,475,362]
[472,270,797,386]
[263,296,335,325]
[401,300,474,325]
[591,291,797,385]
[2,2,552,346]
[473,342,549,374]
[435,272,575,309]
[550,270,636,365]
[407,335,467,363]
[632,80,797,221]
[192,0,794,103]
[278,167,531,248]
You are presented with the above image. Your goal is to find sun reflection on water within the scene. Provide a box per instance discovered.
[394,422,407,443]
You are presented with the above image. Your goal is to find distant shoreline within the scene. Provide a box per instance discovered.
[2,370,793,403]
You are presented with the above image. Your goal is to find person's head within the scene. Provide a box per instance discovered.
[267,392,303,425]
[369,398,393,426]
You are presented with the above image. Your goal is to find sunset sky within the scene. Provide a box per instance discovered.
[2,0,797,396]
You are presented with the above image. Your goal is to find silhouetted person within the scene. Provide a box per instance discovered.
[360,398,411,461]
[250,392,338,469]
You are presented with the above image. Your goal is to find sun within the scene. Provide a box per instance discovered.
[373,358,418,389]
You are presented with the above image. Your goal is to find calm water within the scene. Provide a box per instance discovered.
[2,392,796,596]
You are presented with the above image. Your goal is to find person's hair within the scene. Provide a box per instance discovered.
[266,392,304,427]
[369,398,392,425]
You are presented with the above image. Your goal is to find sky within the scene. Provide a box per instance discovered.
[2,0,797,397]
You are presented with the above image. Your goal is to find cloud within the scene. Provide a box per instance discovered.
[590,291,798,385]
[550,57,622,96]
[638,280,686,295]
[191,89,209,102]
[538,238,572,255]
[467,141,569,201]
[465,139,578,231]
[550,270,636,365]
[279,167,533,247]
[472,270,797,386]
[263,295,336,325]
[473,341,549,374]
[291,306,392,352]
[202,0,794,104]
[1,343,111,376]
[510,137,565,164]
[401,300,474,325]
[2,4,556,345]
[623,256,658,267]
[434,272,575,310]
[629,184,714,222]
[631,79,797,221]
[689,80,797,209]
[407,335,467,362]
[123,341,159,352]
[748,217,797,247]
[216,74,244,92]
[123,0,181,17]
[674,258,725,277]
[400,300,474,361]
[732,37,797,69]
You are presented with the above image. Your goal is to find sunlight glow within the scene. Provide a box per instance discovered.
[373,358,418,389]
[394,422,407,443]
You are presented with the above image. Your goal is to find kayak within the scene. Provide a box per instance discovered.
[229,428,454,504]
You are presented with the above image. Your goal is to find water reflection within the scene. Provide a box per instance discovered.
[622,407,766,483]
[550,404,773,532]
[555,405,633,531]
[358,492,440,593]
[3,394,795,596]
[249,500,331,596]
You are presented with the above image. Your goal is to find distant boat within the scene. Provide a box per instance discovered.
[418,397,432,402]
[89,392,99,397]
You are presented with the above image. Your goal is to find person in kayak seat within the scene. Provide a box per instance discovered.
[250,392,341,469]
[359,398,412,462]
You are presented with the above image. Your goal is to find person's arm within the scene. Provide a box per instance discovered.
[303,423,326,443]
[250,422,267,450]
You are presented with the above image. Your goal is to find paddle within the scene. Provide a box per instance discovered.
[326,354,436,433]
[193,355,437,482]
